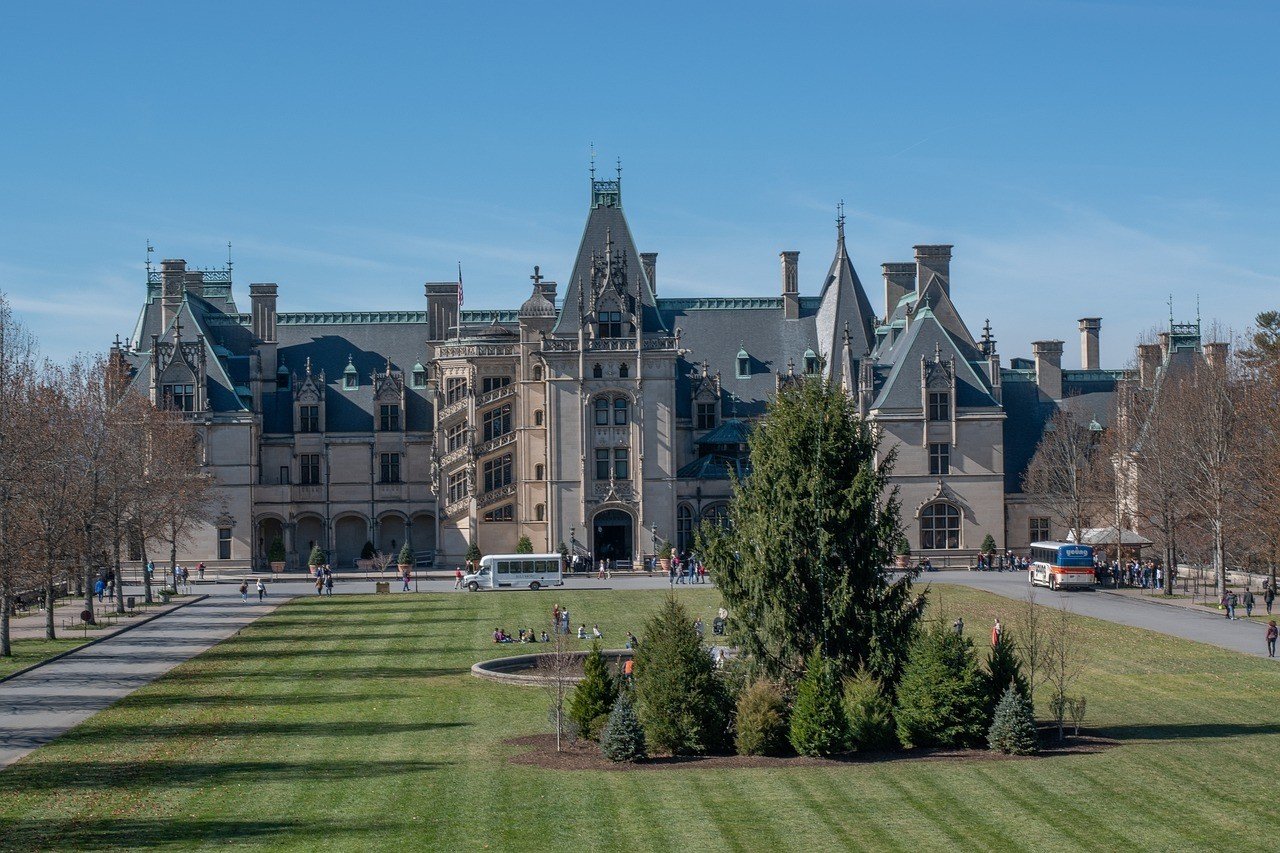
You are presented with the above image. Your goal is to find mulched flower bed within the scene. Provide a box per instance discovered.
[505,730,1117,772]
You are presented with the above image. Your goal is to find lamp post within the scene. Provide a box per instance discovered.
[652,527,659,574]
[569,527,576,573]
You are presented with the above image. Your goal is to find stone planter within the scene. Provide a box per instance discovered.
[895,555,911,569]
[270,562,286,573]
[659,557,671,573]
[356,559,375,571]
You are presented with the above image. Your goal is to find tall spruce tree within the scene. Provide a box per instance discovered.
[985,632,1030,719]
[699,378,924,685]
[569,641,616,741]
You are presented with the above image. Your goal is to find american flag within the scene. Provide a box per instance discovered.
[457,261,464,307]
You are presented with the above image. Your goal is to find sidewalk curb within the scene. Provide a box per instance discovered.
[0,594,209,686]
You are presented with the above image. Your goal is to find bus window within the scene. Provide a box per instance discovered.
[497,561,511,575]
[533,560,546,573]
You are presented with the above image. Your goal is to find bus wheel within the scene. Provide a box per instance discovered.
[467,581,479,592]
[529,581,541,591]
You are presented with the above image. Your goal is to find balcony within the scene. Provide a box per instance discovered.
[292,484,325,503]
[375,483,406,501]
[474,431,515,458]
[475,384,516,408]
[445,494,470,517]
[439,396,469,422]
[477,483,516,509]
[441,444,470,468]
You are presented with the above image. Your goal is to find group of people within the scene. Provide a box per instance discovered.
[492,627,550,644]
[238,578,267,602]
[1220,586,1275,619]
[1094,558,1167,590]
[312,565,336,596]
[669,553,708,585]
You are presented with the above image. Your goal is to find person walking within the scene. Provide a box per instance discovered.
[552,604,561,634]
[256,579,266,602]
[315,575,324,596]
[402,569,412,592]
[324,572,334,596]
[953,616,964,636]
[94,577,105,602]
[197,562,205,581]
[454,566,464,589]
[1244,589,1256,619]
[239,581,248,603]
[1228,591,1238,620]
[991,617,1002,647]
[1267,620,1278,658]
[1266,585,1276,616]
[1221,591,1231,620]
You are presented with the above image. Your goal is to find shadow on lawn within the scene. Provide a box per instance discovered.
[120,690,413,709]
[157,664,468,682]
[58,720,467,744]
[0,817,394,851]
[1100,721,1280,741]
[0,758,448,792]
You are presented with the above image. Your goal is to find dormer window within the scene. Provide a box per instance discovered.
[736,348,750,379]
[411,362,427,389]
[299,405,320,433]
[598,311,624,339]
[379,404,401,432]
[928,391,950,421]
[162,383,195,412]
[343,357,358,391]
[276,364,290,390]
[803,349,819,376]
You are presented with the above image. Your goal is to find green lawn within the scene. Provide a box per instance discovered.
[0,638,91,678]
[1,585,1278,851]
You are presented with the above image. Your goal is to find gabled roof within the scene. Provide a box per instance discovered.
[870,306,999,412]
[815,226,877,385]
[915,275,979,355]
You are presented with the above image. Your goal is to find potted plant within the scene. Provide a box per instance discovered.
[356,540,377,570]
[397,542,414,574]
[658,540,673,573]
[465,542,481,573]
[895,539,911,569]
[308,545,326,571]
[268,537,287,573]
[980,534,998,570]
[516,535,533,554]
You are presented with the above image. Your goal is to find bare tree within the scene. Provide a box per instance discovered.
[1013,587,1050,706]
[1023,409,1105,543]
[540,620,577,752]
[1134,372,1195,595]
[1044,604,1086,741]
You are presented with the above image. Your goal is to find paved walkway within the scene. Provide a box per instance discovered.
[929,571,1278,659]
[0,592,287,769]
[7,597,189,641]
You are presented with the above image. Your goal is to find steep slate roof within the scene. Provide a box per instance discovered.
[870,306,998,412]
[814,226,877,381]
[552,191,665,335]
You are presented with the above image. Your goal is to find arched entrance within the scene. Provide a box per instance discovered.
[592,509,633,564]
[334,515,369,570]
[378,514,406,557]
[257,517,285,569]
[296,515,326,563]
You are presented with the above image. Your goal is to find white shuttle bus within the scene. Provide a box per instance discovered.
[462,553,564,592]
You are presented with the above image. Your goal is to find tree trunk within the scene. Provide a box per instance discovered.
[113,518,124,615]
[1212,518,1226,599]
[44,577,55,641]
[1,579,11,657]
[141,536,152,605]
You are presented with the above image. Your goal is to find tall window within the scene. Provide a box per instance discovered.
[279,466,290,485]
[446,423,467,452]
[483,504,513,522]
[619,363,629,378]
[162,383,195,411]
[702,503,730,530]
[379,453,401,483]
[613,397,628,425]
[677,504,694,555]
[696,402,717,430]
[535,503,545,521]
[929,443,951,476]
[1030,517,1051,542]
[533,365,543,381]
[595,449,610,480]
[534,409,544,426]
[737,355,750,378]
[217,528,232,560]
[445,377,467,405]
[299,405,319,433]
[379,404,400,432]
[928,391,951,421]
[920,503,960,550]
[534,463,544,480]
[595,397,609,426]
[447,471,468,503]
[481,376,511,394]
[598,311,624,338]
[482,404,511,441]
[613,448,629,479]
[483,453,513,492]
[411,366,427,388]
[592,363,603,379]
[299,454,321,485]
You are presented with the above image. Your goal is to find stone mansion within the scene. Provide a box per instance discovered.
[113,172,1196,571]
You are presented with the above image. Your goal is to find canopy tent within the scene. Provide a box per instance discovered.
[1068,527,1154,547]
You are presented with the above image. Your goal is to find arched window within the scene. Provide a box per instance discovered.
[592,363,603,379]
[535,503,545,521]
[920,502,961,550]
[613,397,628,425]
[702,503,731,531]
[594,397,609,426]
[534,463,544,480]
[534,409,544,426]
[533,365,543,381]
[619,363,629,378]
[677,504,694,556]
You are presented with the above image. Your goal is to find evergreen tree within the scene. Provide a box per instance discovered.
[465,542,481,566]
[600,687,647,762]
[788,648,850,757]
[267,538,286,563]
[516,535,534,554]
[985,632,1030,719]
[633,596,729,755]
[980,534,997,555]
[843,667,897,751]
[734,679,789,756]
[568,641,616,741]
[987,685,1039,755]
[895,622,988,749]
[308,545,326,567]
[699,378,924,686]
[398,542,413,565]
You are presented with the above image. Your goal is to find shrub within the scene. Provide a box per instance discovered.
[568,642,616,741]
[843,667,897,751]
[735,680,789,756]
[896,539,911,557]
[980,534,997,554]
[360,541,377,560]
[633,596,730,755]
[558,541,569,561]
[465,542,482,565]
[788,648,850,757]
[267,538,287,563]
[987,685,1038,755]
[398,542,413,565]
[985,632,1030,720]
[659,540,673,560]
[600,688,647,762]
[895,623,988,749]
[516,536,534,554]
[308,545,326,567]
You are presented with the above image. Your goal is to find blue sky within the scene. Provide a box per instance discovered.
[1,1,1277,365]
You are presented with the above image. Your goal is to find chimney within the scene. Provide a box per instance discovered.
[1137,343,1162,388]
[640,253,657,293]
[1031,339,1064,399]
[882,263,916,319]
[249,283,278,343]
[425,282,461,342]
[1078,317,1101,370]
[538,279,557,304]
[913,245,953,297]
[160,259,186,329]
[1158,331,1171,363]
[780,251,800,320]
[1203,341,1229,370]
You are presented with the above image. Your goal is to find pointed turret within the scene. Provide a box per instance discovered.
[815,207,876,385]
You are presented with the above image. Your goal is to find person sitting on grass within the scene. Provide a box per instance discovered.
[592,624,603,640]
[577,624,587,640]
